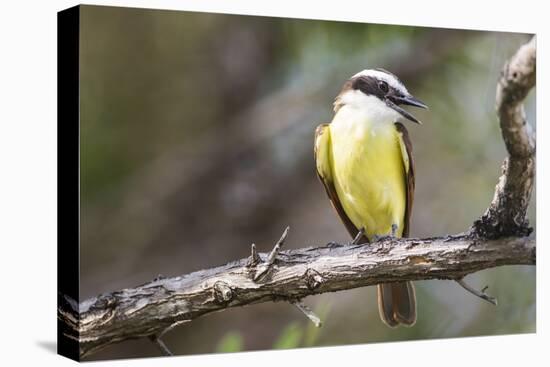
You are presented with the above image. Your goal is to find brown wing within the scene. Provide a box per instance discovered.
[314,124,361,239]
[394,122,415,237]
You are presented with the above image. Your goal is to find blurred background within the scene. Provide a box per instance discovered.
[78,5,536,360]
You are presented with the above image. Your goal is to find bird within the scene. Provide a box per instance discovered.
[314,68,427,327]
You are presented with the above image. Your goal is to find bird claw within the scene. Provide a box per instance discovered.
[373,224,399,247]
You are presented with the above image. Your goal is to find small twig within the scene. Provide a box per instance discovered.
[148,319,189,356]
[253,226,290,281]
[159,320,190,339]
[266,226,290,265]
[351,227,366,245]
[455,278,498,306]
[291,299,322,327]
[247,243,261,266]
[153,274,166,282]
[148,335,173,356]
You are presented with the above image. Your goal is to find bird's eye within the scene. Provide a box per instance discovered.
[378,81,389,93]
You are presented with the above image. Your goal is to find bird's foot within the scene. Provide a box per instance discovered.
[391,223,398,237]
[373,224,398,245]
[373,234,391,242]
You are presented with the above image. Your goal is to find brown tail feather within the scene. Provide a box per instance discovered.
[377,282,416,327]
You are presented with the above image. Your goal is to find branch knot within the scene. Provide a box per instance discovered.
[213,281,233,304]
[305,268,325,291]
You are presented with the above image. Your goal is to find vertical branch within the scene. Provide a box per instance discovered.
[473,36,536,238]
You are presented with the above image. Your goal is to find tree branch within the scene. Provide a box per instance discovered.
[472,36,536,238]
[61,234,534,357]
[59,37,537,359]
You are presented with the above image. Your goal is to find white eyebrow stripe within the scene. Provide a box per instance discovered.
[352,69,409,95]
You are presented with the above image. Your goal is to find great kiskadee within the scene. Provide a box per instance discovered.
[314,68,427,327]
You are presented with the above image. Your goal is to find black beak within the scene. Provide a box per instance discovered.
[386,94,428,124]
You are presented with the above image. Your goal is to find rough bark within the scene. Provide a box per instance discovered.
[59,36,537,359]
[472,37,536,238]
[60,234,534,357]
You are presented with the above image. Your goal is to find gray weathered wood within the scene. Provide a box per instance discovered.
[61,234,534,357]
[472,36,536,238]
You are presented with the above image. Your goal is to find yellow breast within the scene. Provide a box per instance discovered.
[329,111,407,240]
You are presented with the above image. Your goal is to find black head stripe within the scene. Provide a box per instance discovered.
[352,76,384,99]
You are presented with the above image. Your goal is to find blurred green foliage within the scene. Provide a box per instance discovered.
[215,303,332,352]
[273,323,304,350]
[215,331,244,353]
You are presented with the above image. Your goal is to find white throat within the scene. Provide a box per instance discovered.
[335,89,401,127]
